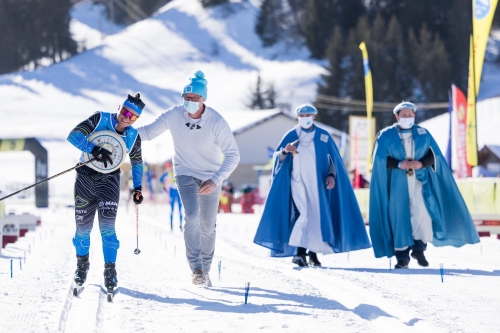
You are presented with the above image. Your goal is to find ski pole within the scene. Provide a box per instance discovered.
[134,204,141,255]
[0,158,97,201]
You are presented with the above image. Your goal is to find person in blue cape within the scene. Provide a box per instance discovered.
[253,104,371,267]
[369,101,479,269]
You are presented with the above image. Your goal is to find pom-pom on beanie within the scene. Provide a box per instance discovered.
[182,70,208,101]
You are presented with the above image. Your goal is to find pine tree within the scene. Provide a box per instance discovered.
[409,25,450,104]
[0,0,77,75]
[200,0,229,8]
[106,0,172,25]
[317,26,344,98]
[302,0,337,58]
[303,0,365,59]
[249,75,266,109]
[248,75,279,109]
[255,0,284,47]
[266,84,277,109]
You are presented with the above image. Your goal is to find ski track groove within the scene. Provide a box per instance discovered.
[57,281,77,333]
[61,228,118,333]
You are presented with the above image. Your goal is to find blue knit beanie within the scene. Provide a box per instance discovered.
[296,104,318,115]
[182,70,208,101]
[393,101,417,115]
[122,93,145,115]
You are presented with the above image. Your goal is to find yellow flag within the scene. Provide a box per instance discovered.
[473,0,498,91]
[466,0,498,166]
[466,37,478,166]
[359,42,373,171]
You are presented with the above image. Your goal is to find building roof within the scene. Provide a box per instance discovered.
[229,109,346,138]
[486,145,500,160]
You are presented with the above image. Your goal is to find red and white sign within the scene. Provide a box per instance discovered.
[452,84,472,178]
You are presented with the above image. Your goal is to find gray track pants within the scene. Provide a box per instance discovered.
[176,175,221,272]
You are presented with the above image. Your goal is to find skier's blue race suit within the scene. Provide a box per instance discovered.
[67,112,143,263]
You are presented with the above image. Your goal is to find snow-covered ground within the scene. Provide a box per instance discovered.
[1,3,500,332]
[0,199,499,333]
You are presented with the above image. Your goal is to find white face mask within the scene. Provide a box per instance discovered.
[398,117,414,129]
[298,116,314,129]
[183,100,200,114]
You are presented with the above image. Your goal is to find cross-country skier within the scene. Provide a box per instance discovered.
[67,93,145,294]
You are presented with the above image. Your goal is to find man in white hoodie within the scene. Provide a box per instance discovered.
[137,70,240,286]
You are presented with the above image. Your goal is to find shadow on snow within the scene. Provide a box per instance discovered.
[118,285,407,323]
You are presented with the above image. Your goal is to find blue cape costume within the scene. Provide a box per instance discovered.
[253,125,371,257]
[369,124,479,258]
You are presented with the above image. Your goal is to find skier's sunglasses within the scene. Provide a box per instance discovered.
[120,108,139,121]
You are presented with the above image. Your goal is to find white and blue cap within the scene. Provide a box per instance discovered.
[296,104,318,115]
[122,93,145,115]
[182,70,208,101]
[393,101,417,115]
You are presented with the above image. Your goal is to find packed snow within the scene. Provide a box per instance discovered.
[1,1,500,332]
[1,198,500,333]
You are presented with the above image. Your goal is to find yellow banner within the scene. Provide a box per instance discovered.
[466,0,498,166]
[466,37,478,166]
[0,139,25,152]
[359,42,373,171]
[473,0,498,91]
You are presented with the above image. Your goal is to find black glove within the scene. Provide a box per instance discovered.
[91,146,113,168]
[133,187,143,205]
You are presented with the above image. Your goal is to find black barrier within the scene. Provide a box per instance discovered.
[0,138,48,207]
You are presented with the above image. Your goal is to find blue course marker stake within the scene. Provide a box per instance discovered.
[19,258,22,270]
[439,263,444,283]
[10,260,13,278]
[218,261,221,281]
[244,282,250,304]
[389,258,392,271]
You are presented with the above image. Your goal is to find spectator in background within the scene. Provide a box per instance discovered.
[369,101,479,269]
[254,104,371,267]
[218,180,235,213]
[160,161,183,231]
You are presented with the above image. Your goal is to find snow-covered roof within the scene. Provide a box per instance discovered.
[486,145,500,160]
[229,109,346,138]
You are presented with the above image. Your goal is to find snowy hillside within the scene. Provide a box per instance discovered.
[0,0,323,195]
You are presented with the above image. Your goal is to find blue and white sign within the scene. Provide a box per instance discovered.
[475,0,491,20]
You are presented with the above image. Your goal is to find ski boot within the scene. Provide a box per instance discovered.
[308,252,322,267]
[104,262,118,302]
[73,254,90,296]
[411,250,429,267]
[292,255,308,267]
